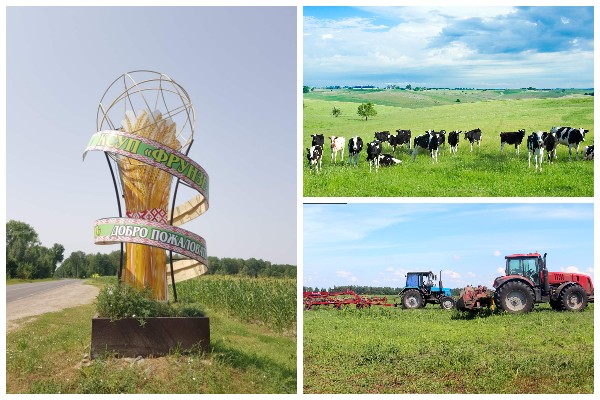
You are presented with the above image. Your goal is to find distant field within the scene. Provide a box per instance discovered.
[303,304,594,394]
[303,90,593,197]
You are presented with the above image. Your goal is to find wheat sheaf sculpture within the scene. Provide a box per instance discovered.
[84,71,209,301]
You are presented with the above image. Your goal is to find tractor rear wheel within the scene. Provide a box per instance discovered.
[559,285,588,312]
[440,296,455,309]
[402,289,424,309]
[494,281,534,314]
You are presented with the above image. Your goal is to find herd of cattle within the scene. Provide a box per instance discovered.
[306,127,592,173]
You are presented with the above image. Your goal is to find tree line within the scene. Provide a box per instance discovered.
[6,220,64,279]
[304,285,463,297]
[7,220,296,280]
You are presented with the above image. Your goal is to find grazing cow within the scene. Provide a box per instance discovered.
[411,132,431,161]
[428,130,446,151]
[311,134,325,148]
[541,131,557,163]
[551,126,589,160]
[366,140,382,172]
[500,129,526,154]
[448,130,461,154]
[428,132,440,163]
[527,132,544,172]
[306,145,323,173]
[377,154,402,166]
[329,136,345,163]
[394,129,412,150]
[583,145,594,160]
[347,136,363,166]
[464,128,483,152]
[374,131,391,144]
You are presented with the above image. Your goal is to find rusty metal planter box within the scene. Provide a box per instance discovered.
[91,316,210,358]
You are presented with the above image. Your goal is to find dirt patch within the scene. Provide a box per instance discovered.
[7,283,100,332]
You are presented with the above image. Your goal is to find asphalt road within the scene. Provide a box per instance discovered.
[6,279,84,303]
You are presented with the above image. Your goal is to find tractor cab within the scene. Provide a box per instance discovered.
[405,271,437,293]
[504,252,546,286]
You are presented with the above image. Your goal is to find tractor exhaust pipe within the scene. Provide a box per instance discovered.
[439,270,443,290]
[542,253,550,295]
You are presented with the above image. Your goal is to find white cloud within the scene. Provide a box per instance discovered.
[336,270,353,278]
[494,250,502,257]
[466,272,476,278]
[320,33,334,40]
[445,270,461,279]
[453,254,461,260]
[497,267,505,275]
[561,17,570,24]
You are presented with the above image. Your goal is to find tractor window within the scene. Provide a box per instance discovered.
[406,274,419,287]
[523,258,539,284]
[507,259,522,276]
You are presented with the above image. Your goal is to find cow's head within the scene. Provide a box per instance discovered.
[579,128,589,140]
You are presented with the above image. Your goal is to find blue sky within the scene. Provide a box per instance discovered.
[6,7,297,265]
[304,6,594,88]
[303,203,594,290]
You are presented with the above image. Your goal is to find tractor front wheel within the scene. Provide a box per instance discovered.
[559,285,588,312]
[402,289,424,309]
[440,296,456,310]
[495,281,534,314]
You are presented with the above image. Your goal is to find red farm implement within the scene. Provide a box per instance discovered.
[303,290,396,310]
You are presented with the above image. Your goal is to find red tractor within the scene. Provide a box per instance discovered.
[493,252,594,313]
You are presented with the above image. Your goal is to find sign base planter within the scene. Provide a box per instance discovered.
[91,316,210,358]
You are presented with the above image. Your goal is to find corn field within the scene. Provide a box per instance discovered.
[175,276,296,332]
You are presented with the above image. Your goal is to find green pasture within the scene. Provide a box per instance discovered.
[6,276,296,394]
[303,92,593,197]
[303,304,594,394]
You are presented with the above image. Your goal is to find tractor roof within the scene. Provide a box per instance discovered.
[505,252,541,259]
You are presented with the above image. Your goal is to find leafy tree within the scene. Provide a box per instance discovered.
[6,220,39,265]
[303,85,310,93]
[405,84,412,90]
[357,102,377,121]
[331,106,342,117]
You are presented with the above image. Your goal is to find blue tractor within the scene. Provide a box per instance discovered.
[400,270,455,309]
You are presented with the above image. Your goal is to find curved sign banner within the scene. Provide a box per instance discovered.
[83,130,209,223]
[94,218,207,265]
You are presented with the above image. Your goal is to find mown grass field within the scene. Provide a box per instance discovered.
[303,304,593,394]
[303,90,593,197]
[6,276,297,394]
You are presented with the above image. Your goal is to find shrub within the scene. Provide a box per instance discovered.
[96,284,204,326]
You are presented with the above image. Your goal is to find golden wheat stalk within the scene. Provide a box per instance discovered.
[118,110,180,300]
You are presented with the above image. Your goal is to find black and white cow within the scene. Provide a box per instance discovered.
[374,131,391,148]
[428,132,440,163]
[366,140,382,173]
[428,130,446,152]
[306,145,323,173]
[464,128,482,152]
[393,129,412,151]
[527,131,544,172]
[550,126,589,160]
[448,130,461,154]
[541,131,557,163]
[411,132,431,161]
[583,145,594,160]
[500,129,526,154]
[329,136,345,163]
[377,154,402,166]
[347,136,363,166]
[311,134,325,148]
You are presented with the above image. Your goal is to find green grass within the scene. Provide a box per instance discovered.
[6,277,59,285]
[303,92,593,197]
[6,276,297,394]
[303,304,593,394]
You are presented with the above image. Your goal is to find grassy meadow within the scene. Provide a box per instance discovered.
[6,276,296,394]
[303,304,594,394]
[303,89,594,197]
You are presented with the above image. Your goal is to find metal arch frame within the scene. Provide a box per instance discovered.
[96,71,197,297]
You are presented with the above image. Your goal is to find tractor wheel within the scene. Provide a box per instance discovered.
[549,299,561,311]
[559,285,588,312]
[494,281,534,314]
[402,289,424,309]
[440,296,456,310]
